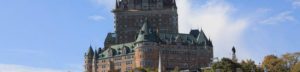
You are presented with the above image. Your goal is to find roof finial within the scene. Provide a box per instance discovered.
[200,27,203,31]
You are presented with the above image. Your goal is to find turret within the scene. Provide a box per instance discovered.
[84,45,94,72]
[92,49,98,72]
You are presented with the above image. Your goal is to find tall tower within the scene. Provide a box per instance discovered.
[113,0,178,44]
[84,46,94,72]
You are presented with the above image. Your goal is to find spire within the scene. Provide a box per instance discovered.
[87,45,94,57]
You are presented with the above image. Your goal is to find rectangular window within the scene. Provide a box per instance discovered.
[102,65,106,68]
[126,61,132,65]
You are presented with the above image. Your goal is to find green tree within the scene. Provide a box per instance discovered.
[255,66,264,72]
[282,53,300,71]
[262,55,287,72]
[212,58,241,72]
[291,62,300,72]
[240,59,256,72]
[203,68,213,72]
[133,67,147,72]
[145,67,152,72]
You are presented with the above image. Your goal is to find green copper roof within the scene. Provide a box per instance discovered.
[159,33,196,44]
[98,28,213,59]
[135,22,160,43]
[196,30,209,44]
[98,42,135,59]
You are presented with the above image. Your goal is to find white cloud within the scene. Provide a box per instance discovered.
[92,0,115,9]
[0,64,68,72]
[260,11,296,24]
[255,8,271,14]
[89,15,105,21]
[177,0,251,60]
[293,0,300,8]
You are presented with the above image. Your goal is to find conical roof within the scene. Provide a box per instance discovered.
[135,22,160,42]
[196,30,209,43]
[87,45,94,56]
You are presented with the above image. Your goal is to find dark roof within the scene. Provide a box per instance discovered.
[189,29,200,37]
[104,33,116,44]
[86,45,94,58]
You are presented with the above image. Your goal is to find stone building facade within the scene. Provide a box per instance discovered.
[84,0,213,72]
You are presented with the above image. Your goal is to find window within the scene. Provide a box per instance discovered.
[115,62,121,66]
[125,55,132,59]
[114,57,122,61]
[126,61,132,65]
[102,65,106,68]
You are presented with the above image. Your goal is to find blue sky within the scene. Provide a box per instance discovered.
[0,0,299,72]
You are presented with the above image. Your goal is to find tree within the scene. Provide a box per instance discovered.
[145,67,152,72]
[262,55,287,72]
[283,53,299,68]
[291,62,300,72]
[212,58,241,72]
[240,59,256,72]
[133,67,147,72]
